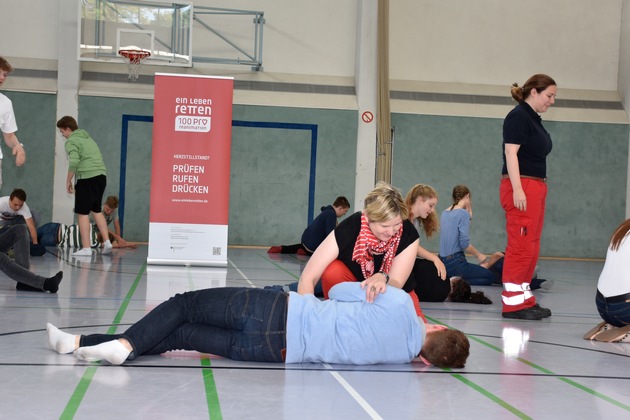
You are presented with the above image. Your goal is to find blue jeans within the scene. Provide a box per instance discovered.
[596,290,630,327]
[440,251,495,286]
[81,288,288,363]
[37,223,60,247]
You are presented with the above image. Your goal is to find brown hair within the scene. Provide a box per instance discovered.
[448,278,492,304]
[333,196,350,209]
[0,57,13,73]
[610,219,630,251]
[105,195,119,209]
[56,116,79,131]
[510,74,557,103]
[420,329,470,368]
[449,185,470,211]
[405,184,439,238]
[10,188,26,202]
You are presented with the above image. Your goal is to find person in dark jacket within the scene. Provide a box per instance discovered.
[268,196,350,255]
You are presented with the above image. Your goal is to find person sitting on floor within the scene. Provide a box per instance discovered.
[0,189,61,292]
[46,282,470,368]
[90,195,129,247]
[584,218,630,343]
[297,183,429,322]
[0,250,63,293]
[402,184,493,304]
[439,185,502,286]
[0,188,39,246]
[268,196,350,256]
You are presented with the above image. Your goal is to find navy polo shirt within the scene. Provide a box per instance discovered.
[501,101,553,178]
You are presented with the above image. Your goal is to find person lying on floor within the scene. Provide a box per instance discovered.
[412,272,492,305]
[37,222,138,249]
[47,282,470,368]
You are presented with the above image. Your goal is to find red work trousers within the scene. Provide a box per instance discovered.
[321,259,427,322]
[500,177,547,313]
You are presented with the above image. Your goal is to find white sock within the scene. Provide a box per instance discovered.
[47,323,77,354]
[102,240,112,255]
[74,340,131,365]
[72,248,92,256]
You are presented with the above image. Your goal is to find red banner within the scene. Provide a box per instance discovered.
[148,73,233,266]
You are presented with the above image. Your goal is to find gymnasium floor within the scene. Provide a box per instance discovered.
[1,246,628,419]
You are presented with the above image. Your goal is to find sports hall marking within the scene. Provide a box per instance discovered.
[59,262,146,420]
[323,363,383,420]
[257,253,301,279]
[255,254,533,417]
[188,264,223,419]
[14,253,622,418]
[228,258,257,287]
[427,316,630,413]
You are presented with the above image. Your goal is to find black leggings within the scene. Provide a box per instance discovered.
[280,243,312,255]
[408,259,452,302]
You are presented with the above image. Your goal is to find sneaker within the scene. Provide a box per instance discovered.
[532,303,552,318]
[102,240,113,255]
[72,248,92,257]
[502,306,544,320]
[267,246,282,254]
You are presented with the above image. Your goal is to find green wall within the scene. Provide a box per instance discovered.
[2,91,56,224]
[229,105,357,246]
[392,114,628,258]
[78,97,357,245]
[6,91,628,257]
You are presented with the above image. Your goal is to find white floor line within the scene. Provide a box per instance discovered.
[322,363,383,420]
[230,259,379,418]
[228,258,256,287]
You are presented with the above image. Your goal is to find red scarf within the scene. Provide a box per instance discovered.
[352,213,402,279]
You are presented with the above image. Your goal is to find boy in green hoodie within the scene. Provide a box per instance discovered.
[56,116,112,256]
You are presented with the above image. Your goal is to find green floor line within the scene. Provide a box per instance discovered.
[451,373,532,419]
[201,357,223,420]
[426,315,530,417]
[59,262,147,420]
[516,356,630,412]
[259,254,300,280]
[460,329,630,413]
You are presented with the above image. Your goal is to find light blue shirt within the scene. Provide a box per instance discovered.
[439,208,471,257]
[286,282,424,365]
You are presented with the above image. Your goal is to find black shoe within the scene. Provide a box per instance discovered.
[16,282,44,292]
[532,303,552,318]
[502,306,544,320]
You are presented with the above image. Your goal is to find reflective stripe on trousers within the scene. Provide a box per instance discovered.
[502,282,534,307]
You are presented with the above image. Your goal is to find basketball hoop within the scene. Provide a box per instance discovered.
[118,49,151,82]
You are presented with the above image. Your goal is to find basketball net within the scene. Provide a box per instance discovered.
[118,49,151,82]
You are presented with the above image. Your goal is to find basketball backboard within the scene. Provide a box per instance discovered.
[79,0,193,67]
